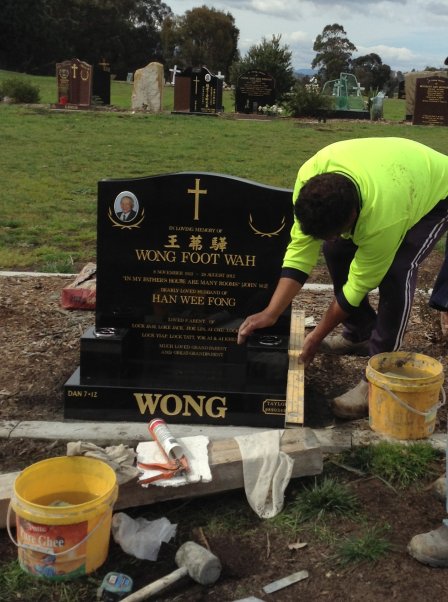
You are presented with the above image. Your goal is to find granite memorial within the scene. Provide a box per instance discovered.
[131,62,164,112]
[235,70,276,114]
[413,76,448,126]
[404,70,447,120]
[55,58,92,108]
[64,173,294,426]
[92,58,111,106]
[173,66,223,114]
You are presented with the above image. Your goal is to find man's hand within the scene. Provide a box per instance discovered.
[237,310,277,344]
[299,330,322,367]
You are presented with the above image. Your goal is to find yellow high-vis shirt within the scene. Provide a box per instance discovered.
[282,137,448,307]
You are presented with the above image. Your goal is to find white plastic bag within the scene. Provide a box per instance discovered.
[111,512,177,561]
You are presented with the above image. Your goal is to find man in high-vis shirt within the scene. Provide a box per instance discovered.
[238,137,448,566]
[238,137,448,415]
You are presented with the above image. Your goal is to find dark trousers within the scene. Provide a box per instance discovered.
[323,197,448,356]
[429,234,448,311]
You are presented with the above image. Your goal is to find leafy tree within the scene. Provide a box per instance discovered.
[230,34,295,100]
[0,0,173,76]
[286,79,332,118]
[351,53,391,92]
[312,23,357,82]
[0,0,63,73]
[161,6,239,78]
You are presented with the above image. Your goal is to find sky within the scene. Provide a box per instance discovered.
[165,0,448,73]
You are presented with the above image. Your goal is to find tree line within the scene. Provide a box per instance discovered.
[0,2,396,96]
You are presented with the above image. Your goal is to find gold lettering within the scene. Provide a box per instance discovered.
[207,296,236,307]
[224,254,256,267]
[160,394,183,415]
[183,394,204,416]
[135,249,177,262]
[134,393,163,414]
[206,396,227,418]
[134,392,227,418]
[180,295,205,305]
[152,293,177,304]
[180,251,220,264]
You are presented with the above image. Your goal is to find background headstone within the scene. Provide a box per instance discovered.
[92,58,111,105]
[131,62,164,112]
[235,70,276,113]
[65,173,294,426]
[56,58,93,107]
[413,76,448,126]
[173,66,223,114]
[404,70,447,120]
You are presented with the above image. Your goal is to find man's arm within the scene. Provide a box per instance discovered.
[237,277,302,344]
[300,298,350,366]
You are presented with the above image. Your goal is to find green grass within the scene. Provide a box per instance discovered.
[0,70,447,271]
[269,477,359,534]
[0,560,96,602]
[335,525,392,566]
[340,441,441,488]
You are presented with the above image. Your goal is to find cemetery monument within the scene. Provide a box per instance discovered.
[131,62,164,112]
[55,58,93,108]
[64,173,294,427]
[173,66,223,114]
[413,76,448,126]
[235,70,276,114]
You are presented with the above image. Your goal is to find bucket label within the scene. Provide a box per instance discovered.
[17,517,88,580]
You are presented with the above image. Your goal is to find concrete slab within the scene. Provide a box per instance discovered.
[0,422,19,438]
[2,420,444,451]
[3,421,285,446]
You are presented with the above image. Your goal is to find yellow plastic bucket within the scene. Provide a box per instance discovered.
[366,351,446,440]
[8,456,118,580]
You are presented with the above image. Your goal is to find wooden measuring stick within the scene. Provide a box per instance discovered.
[285,309,305,428]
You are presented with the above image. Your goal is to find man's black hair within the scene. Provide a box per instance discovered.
[294,173,359,239]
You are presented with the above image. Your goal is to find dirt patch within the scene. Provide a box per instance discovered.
[0,253,447,601]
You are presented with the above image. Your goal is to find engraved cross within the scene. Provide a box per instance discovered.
[187,179,207,221]
[193,76,200,94]
[71,63,78,78]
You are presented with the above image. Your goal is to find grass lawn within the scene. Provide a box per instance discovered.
[1,70,447,271]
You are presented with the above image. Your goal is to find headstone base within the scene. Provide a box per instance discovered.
[170,111,221,117]
[323,110,370,120]
[64,366,287,427]
[50,103,91,110]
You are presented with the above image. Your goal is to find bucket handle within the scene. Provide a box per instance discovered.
[380,384,446,419]
[6,501,112,558]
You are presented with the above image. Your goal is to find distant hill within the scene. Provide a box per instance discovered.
[295,68,316,77]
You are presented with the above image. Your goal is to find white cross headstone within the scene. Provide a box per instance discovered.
[216,71,225,80]
[169,64,181,86]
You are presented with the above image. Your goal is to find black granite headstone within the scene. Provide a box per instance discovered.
[173,66,223,113]
[92,59,111,105]
[413,76,448,126]
[235,70,276,113]
[64,173,294,426]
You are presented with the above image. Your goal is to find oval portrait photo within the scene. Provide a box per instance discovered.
[114,191,139,223]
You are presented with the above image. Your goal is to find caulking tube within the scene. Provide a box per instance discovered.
[148,419,189,471]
